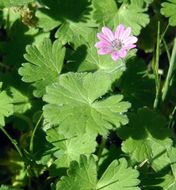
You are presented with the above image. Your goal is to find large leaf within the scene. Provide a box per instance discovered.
[56,155,140,190]
[46,128,97,168]
[0,84,13,126]
[161,0,176,26]
[18,38,65,97]
[93,0,149,35]
[43,72,130,136]
[120,108,172,171]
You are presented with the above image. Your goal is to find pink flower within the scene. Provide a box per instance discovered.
[95,25,138,61]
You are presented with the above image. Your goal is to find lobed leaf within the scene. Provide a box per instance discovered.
[161,0,176,26]
[43,72,130,136]
[56,155,140,190]
[121,108,172,171]
[46,128,97,168]
[18,38,65,97]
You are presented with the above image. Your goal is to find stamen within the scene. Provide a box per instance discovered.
[111,39,123,50]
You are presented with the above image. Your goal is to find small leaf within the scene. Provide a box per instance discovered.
[43,72,130,136]
[0,87,13,126]
[19,38,65,97]
[161,0,176,26]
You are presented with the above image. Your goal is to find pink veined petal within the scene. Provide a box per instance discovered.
[111,51,120,61]
[98,48,112,55]
[118,49,127,58]
[95,41,111,48]
[115,24,125,39]
[120,27,131,41]
[97,33,111,43]
[123,44,136,50]
[102,27,115,41]
[123,36,138,45]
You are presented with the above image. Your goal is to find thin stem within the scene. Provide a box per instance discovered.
[153,22,161,109]
[168,106,176,128]
[0,127,23,158]
[162,38,176,102]
[162,38,171,64]
[160,23,169,43]
[29,113,43,153]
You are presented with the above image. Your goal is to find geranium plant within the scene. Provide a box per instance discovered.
[0,0,176,190]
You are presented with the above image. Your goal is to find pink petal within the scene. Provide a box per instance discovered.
[95,41,111,48]
[123,44,136,50]
[115,24,125,39]
[111,52,120,61]
[120,27,131,40]
[98,48,111,55]
[102,27,115,41]
[123,36,138,45]
[118,49,127,58]
[97,33,111,43]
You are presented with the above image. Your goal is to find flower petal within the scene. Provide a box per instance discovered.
[111,52,120,61]
[95,41,111,48]
[98,48,111,55]
[115,24,125,39]
[123,36,138,45]
[97,33,111,43]
[102,27,115,41]
[119,49,127,58]
[123,44,136,50]
[120,27,131,40]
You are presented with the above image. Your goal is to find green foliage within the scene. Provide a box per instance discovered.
[46,128,97,168]
[0,0,33,8]
[19,38,66,97]
[56,155,140,190]
[0,185,21,190]
[161,0,176,26]
[121,108,172,171]
[0,84,13,126]
[0,0,176,189]
[93,0,149,35]
[43,72,130,136]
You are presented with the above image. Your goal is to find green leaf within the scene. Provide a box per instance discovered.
[56,155,140,190]
[36,0,97,43]
[93,0,149,35]
[0,185,21,190]
[0,86,13,126]
[0,0,33,8]
[66,32,126,80]
[121,108,172,171]
[43,72,130,136]
[18,38,66,97]
[10,86,31,114]
[46,128,97,168]
[161,0,176,26]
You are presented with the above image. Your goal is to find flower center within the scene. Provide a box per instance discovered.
[111,39,123,51]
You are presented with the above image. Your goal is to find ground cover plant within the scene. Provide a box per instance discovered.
[0,0,176,189]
